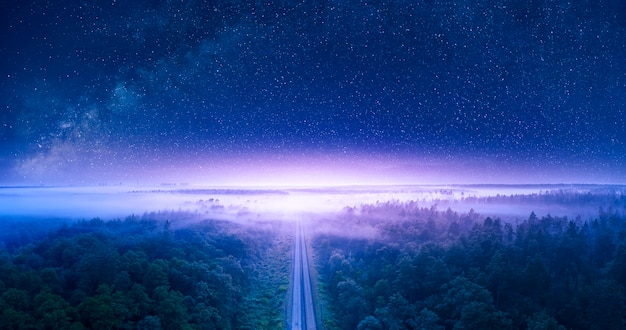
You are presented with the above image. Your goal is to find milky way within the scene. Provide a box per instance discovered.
[1,0,625,185]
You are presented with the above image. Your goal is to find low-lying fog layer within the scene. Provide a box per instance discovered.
[1,184,624,222]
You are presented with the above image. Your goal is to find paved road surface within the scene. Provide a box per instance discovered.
[291,220,317,330]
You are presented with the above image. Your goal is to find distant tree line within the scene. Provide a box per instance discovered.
[314,202,626,329]
[455,188,626,208]
[0,213,288,329]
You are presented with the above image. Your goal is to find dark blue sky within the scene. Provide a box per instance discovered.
[1,0,625,185]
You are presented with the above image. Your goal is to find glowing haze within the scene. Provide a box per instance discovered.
[2,184,622,223]
[6,152,622,187]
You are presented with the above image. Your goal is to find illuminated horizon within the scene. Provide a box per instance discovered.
[6,151,625,188]
[1,1,625,187]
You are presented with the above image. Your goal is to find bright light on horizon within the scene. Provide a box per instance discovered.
[7,152,624,187]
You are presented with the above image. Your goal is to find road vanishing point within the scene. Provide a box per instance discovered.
[291,220,317,330]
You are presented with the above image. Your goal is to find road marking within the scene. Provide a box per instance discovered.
[291,220,317,329]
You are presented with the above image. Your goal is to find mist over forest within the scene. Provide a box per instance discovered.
[3,0,625,326]
[311,198,626,329]
[1,185,626,329]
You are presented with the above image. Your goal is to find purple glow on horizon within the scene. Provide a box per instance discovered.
[2,1,625,188]
[18,152,616,188]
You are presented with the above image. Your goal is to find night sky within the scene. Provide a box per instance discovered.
[1,0,625,185]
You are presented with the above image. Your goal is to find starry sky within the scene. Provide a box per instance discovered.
[1,0,625,186]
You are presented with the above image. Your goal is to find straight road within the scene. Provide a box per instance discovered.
[291,220,317,330]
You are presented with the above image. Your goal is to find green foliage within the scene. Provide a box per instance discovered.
[314,203,626,329]
[527,310,565,330]
[586,280,626,330]
[237,230,291,330]
[357,315,383,330]
[0,214,288,329]
[34,288,73,329]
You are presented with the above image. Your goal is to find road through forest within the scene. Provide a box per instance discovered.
[291,220,317,330]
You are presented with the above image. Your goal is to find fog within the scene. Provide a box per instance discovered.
[0,186,193,219]
[0,185,492,220]
[1,184,624,225]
